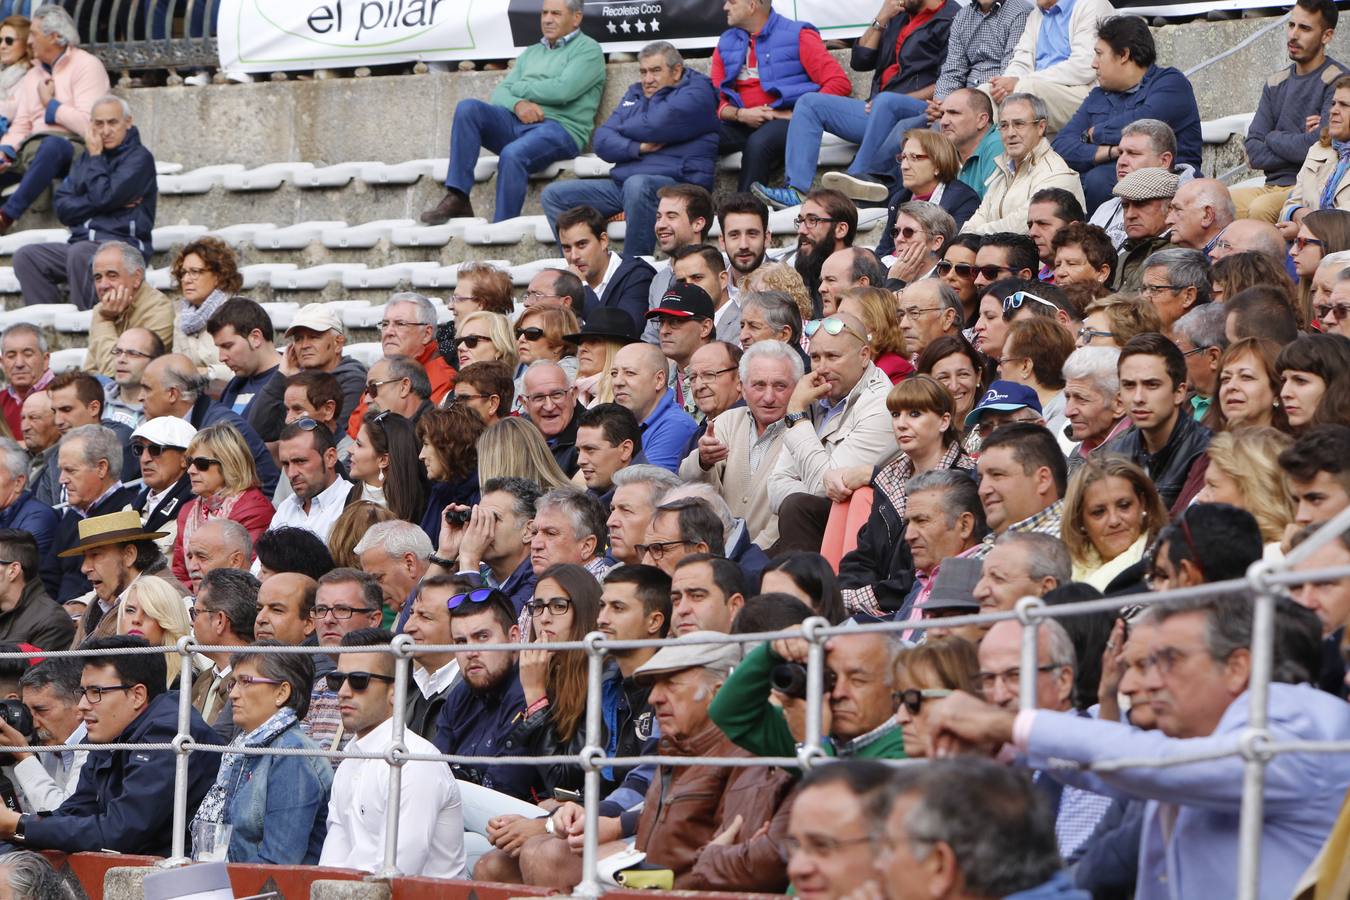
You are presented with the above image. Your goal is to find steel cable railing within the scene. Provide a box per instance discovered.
[9,503,1350,894]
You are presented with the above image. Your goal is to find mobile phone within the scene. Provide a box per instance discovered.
[553,787,581,803]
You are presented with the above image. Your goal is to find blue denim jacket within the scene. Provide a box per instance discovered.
[225,721,334,864]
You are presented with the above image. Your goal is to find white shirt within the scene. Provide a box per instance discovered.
[12,722,87,812]
[594,251,624,300]
[268,476,354,544]
[412,658,459,700]
[319,717,467,877]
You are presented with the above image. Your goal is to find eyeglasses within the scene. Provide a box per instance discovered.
[892,225,929,241]
[1077,327,1116,344]
[1294,236,1326,252]
[526,597,574,617]
[515,327,547,341]
[524,290,562,303]
[454,335,491,349]
[365,378,401,397]
[804,316,870,344]
[1181,344,1207,357]
[936,261,976,279]
[451,295,479,305]
[997,117,1044,130]
[524,388,571,406]
[225,674,286,692]
[687,366,737,384]
[898,305,941,320]
[80,684,132,703]
[325,671,397,692]
[187,457,220,472]
[1139,283,1181,297]
[975,664,1061,693]
[1002,291,1057,314]
[311,605,380,620]
[793,214,836,229]
[636,539,692,560]
[131,442,171,458]
[454,391,491,403]
[995,355,1027,368]
[892,688,953,714]
[976,264,1014,281]
[781,834,873,859]
[1315,302,1350,321]
[896,151,930,164]
[448,588,500,610]
[377,318,426,331]
[178,267,211,280]
[111,347,153,360]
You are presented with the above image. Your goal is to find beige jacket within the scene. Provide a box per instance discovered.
[767,363,899,512]
[963,138,1085,235]
[1002,0,1114,85]
[1282,140,1350,220]
[87,280,174,377]
[679,406,786,549]
[173,317,232,384]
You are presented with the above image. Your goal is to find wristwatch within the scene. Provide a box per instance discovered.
[12,814,25,843]
[785,411,809,428]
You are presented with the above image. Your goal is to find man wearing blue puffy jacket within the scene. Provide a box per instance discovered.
[541,41,718,258]
[13,95,156,312]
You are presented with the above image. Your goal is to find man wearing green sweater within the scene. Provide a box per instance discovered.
[709,630,906,759]
[421,0,606,225]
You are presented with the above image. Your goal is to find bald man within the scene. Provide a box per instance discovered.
[767,311,899,553]
[610,341,697,471]
[1166,179,1236,256]
[1211,218,1287,265]
[139,354,280,495]
[184,519,251,593]
[253,571,341,746]
[897,277,961,359]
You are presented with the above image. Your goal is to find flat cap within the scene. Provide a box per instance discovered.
[1112,167,1179,202]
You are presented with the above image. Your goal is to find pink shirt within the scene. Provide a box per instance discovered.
[1,47,109,148]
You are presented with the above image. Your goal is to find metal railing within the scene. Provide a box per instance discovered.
[47,0,221,72]
[6,502,1350,898]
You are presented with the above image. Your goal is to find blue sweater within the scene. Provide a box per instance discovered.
[592,70,720,190]
[1245,57,1347,186]
[1052,65,1202,173]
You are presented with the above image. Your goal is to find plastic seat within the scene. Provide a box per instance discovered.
[820,487,875,572]
[342,342,384,368]
[49,347,87,371]
[768,205,803,235]
[0,303,76,329]
[152,225,209,252]
[0,267,19,292]
[507,258,567,286]
[269,264,369,290]
[155,161,184,176]
[321,219,416,250]
[572,154,614,178]
[207,223,280,248]
[295,161,382,189]
[389,218,486,248]
[221,162,316,191]
[158,164,246,195]
[606,220,625,242]
[253,221,347,250]
[239,263,299,289]
[54,309,92,332]
[340,261,443,290]
[0,229,66,256]
[260,301,301,330]
[357,158,449,186]
[409,260,512,290]
[145,267,173,291]
[1202,112,1256,144]
[462,216,554,246]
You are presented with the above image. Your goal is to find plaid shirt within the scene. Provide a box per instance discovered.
[934,0,1033,99]
[972,499,1064,559]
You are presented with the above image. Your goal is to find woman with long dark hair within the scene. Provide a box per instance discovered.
[760,552,846,624]
[346,412,429,523]
[416,404,486,542]
[1276,332,1350,431]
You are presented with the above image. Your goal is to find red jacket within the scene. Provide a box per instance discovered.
[171,486,275,586]
[346,343,456,439]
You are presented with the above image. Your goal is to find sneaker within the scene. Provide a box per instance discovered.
[822,172,891,203]
[420,189,475,226]
[751,182,805,211]
[183,72,210,87]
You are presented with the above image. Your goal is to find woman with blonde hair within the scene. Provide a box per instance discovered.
[119,576,208,689]
[453,311,518,374]
[744,262,814,323]
[564,312,635,407]
[1210,337,1289,433]
[327,501,397,569]
[476,418,573,492]
[835,286,911,383]
[513,307,579,411]
[1062,456,1167,589]
[1078,295,1164,348]
[172,424,273,586]
[890,637,980,758]
[1199,427,1296,553]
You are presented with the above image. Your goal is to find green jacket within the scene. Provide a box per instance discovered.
[709,643,907,760]
[491,32,606,152]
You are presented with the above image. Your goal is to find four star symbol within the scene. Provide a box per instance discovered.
[605,18,662,35]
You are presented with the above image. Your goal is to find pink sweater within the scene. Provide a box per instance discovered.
[1,47,109,149]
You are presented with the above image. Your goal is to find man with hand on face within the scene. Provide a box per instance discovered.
[15,95,154,310]
[321,628,468,878]
[575,403,642,508]
[85,244,171,379]
[0,325,52,444]
[129,416,195,556]
[278,305,367,436]
[560,205,656,331]
[267,419,352,544]
[611,341,698,472]
[768,312,897,554]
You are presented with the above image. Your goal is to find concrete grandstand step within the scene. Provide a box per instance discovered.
[254,221,348,251]
[152,225,209,252]
[269,264,370,291]
[343,342,384,369]
[50,347,87,372]
[0,304,78,329]
[158,164,247,195]
[294,162,381,189]
[54,309,93,333]
[463,216,554,246]
[390,219,486,248]
[156,162,184,176]
[340,261,444,290]
[222,163,318,192]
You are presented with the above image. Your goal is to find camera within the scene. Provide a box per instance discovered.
[0,699,33,743]
[769,662,836,700]
[444,507,472,525]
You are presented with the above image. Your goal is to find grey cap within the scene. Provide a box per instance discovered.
[632,630,741,684]
[921,557,983,613]
[1112,167,1179,202]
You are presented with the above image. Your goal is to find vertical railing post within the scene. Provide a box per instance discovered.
[378,634,415,879]
[167,636,195,865]
[1236,562,1277,900]
[1015,597,1044,712]
[801,617,829,766]
[573,632,607,898]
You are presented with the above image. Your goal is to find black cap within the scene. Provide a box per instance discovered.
[646,283,715,321]
[563,307,640,345]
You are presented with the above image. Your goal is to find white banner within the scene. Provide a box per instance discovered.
[217,0,880,73]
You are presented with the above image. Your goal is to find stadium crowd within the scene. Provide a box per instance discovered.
[0,0,1347,896]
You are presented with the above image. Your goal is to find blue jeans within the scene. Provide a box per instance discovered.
[540,173,676,257]
[2,136,74,221]
[849,91,930,181]
[444,99,578,223]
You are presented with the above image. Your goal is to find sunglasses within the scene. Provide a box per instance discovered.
[1294,236,1326,253]
[292,417,324,432]
[804,316,869,343]
[892,224,928,241]
[365,377,400,397]
[1315,302,1350,321]
[0,37,16,46]
[936,261,976,279]
[131,442,170,457]
[892,688,953,715]
[187,457,220,472]
[515,327,546,341]
[325,671,397,692]
[454,334,490,349]
[1001,291,1058,314]
[448,587,501,610]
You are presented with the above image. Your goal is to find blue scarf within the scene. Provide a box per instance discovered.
[191,706,299,827]
[1319,140,1350,210]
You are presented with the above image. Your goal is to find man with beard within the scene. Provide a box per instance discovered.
[62,511,166,646]
[643,185,714,342]
[717,193,769,296]
[790,189,857,313]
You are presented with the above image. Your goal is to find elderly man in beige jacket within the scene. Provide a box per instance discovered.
[86,242,172,378]
[679,340,802,550]
[963,93,1084,235]
[766,313,898,554]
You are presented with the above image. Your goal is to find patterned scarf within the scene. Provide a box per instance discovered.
[192,707,298,827]
[177,288,231,336]
[1320,141,1350,211]
[180,491,245,558]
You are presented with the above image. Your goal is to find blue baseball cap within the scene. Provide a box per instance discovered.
[963,381,1043,429]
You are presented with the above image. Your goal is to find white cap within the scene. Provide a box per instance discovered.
[131,416,197,450]
[285,303,343,336]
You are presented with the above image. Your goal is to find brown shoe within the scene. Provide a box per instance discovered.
[420,189,474,225]
[0,212,14,236]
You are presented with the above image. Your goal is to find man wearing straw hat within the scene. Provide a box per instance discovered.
[58,510,167,647]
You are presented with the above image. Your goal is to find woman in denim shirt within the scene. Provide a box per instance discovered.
[191,641,333,863]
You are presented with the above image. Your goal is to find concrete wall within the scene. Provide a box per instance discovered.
[119,14,1342,169]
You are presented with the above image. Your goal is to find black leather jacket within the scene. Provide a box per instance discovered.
[1103,411,1211,509]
